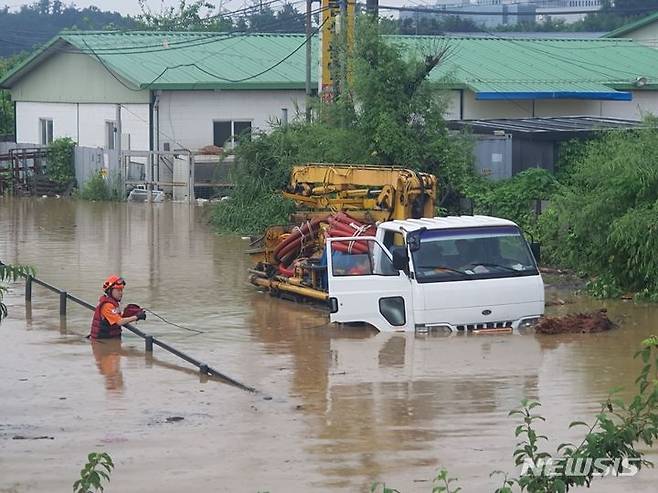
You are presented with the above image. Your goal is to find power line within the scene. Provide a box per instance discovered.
[2,5,317,61]
[374,4,658,16]
[83,7,328,92]
[0,0,308,55]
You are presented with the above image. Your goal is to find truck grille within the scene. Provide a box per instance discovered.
[456,321,513,331]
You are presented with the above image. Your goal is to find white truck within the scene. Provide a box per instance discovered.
[326,215,544,333]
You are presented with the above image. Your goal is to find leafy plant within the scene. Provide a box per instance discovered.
[539,124,658,295]
[77,171,121,201]
[432,468,461,493]
[46,137,76,185]
[0,262,34,321]
[583,274,623,300]
[467,168,557,236]
[73,452,114,493]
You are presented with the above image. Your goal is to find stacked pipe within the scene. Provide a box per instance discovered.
[273,216,326,268]
[326,212,375,254]
[273,213,376,277]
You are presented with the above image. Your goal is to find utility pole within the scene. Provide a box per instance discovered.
[115,104,122,188]
[320,0,355,102]
[305,0,313,121]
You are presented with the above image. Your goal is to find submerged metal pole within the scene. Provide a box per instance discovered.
[59,291,67,316]
[25,275,32,303]
[17,274,259,394]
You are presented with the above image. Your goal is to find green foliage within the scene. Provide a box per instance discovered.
[0,3,135,58]
[46,137,76,185]
[77,171,121,201]
[135,0,231,31]
[134,0,306,33]
[0,263,34,321]
[0,52,27,136]
[212,188,295,235]
[73,452,114,493]
[467,168,557,235]
[584,274,623,299]
[539,126,658,294]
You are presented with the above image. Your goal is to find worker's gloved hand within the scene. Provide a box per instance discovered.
[136,310,146,321]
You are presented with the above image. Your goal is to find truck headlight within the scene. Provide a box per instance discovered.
[520,317,541,328]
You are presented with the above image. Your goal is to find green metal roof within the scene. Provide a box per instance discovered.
[1,31,317,91]
[605,11,658,38]
[393,35,658,99]
[3,31,658,99]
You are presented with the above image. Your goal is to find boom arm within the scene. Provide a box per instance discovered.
[282,164,437,221]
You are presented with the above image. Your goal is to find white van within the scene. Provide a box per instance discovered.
[326,215,544,333]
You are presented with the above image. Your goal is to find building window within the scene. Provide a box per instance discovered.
[39,118,53,145]
[213,120,252,149]
[105,121,116,150]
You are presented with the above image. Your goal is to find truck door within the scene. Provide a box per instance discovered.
[327,236,414,332]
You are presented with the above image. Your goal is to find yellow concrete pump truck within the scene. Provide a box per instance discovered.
[247,163,544,333]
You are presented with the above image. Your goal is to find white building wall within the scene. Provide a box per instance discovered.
[16,102,77,144]
[15,101,149,150]
[449,90,658,121]
[157,90,306,151]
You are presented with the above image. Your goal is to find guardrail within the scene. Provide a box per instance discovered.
[24,275,257,393]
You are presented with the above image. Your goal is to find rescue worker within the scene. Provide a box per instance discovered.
[89,275,145,340]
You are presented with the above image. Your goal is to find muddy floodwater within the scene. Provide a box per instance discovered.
[2,197,658,492]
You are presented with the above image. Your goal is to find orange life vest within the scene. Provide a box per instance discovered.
[90,295,122,339]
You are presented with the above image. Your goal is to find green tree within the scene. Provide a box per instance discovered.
[46,137,76,185]
[539,125,658,295]
[0,53,28,137]
[0,262,34,322]
[135,0,232,31]
[0,3,134,57]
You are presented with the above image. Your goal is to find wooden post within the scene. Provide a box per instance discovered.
[145,335,153,352]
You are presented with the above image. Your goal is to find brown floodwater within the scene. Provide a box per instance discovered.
[1,196,658,492]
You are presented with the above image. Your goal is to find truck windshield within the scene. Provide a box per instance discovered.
[410,226,538,283]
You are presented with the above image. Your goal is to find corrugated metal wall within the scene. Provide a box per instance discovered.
[473,134,513,180]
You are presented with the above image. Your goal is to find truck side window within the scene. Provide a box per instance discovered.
[331,240,398,277]
[382,231,404,249]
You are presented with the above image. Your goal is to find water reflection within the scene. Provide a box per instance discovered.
[91,339,124,394]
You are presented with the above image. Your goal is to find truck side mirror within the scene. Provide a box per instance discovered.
[530,242,541,264]
[392,249,409,272]
[407,231,422,252]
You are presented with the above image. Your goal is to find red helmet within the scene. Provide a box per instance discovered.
[103,275,126,292]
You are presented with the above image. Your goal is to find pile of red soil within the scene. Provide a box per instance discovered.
[535,309,616,335]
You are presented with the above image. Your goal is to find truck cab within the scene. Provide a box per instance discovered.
[327,215,544,333]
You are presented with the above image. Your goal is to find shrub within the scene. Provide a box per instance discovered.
[77,171,122,201]
[539,126,658,294]
[46,137,76,185]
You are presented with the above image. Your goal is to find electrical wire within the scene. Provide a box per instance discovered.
[0,0,311,57]
[373,4,658,17]
[83,7,328,92]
